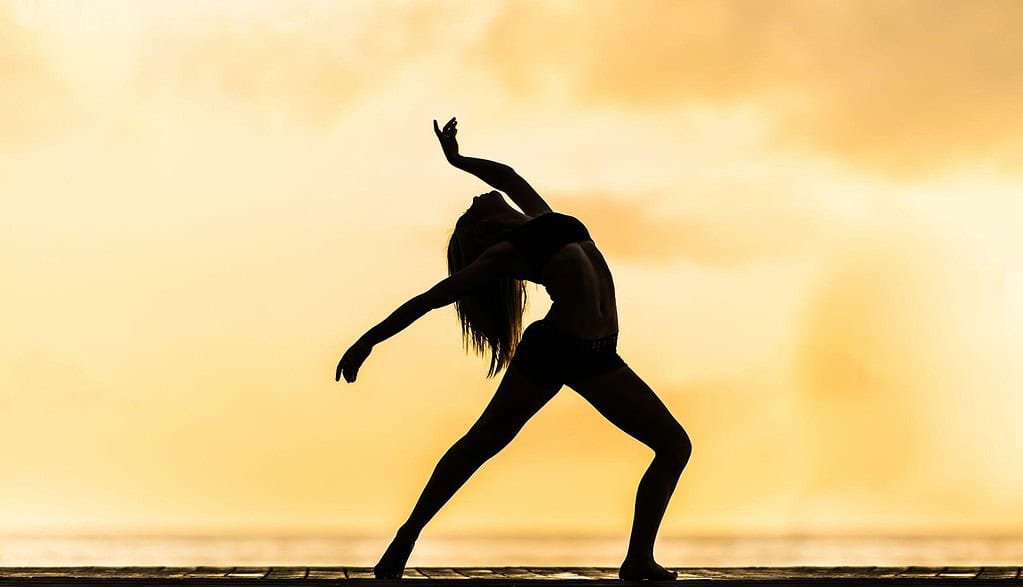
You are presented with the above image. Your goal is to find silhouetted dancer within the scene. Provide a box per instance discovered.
[336,117,691,581]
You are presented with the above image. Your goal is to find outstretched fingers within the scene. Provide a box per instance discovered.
[434,116,456,136]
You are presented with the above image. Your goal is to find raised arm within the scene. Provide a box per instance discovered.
[434,117,553,217]
[336,244,515,383]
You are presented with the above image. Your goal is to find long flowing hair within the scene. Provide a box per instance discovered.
[447,213,527,378]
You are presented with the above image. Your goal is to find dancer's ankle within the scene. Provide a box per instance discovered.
[622,551,655,565]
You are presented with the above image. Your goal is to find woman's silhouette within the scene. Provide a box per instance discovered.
[336,117,691,581]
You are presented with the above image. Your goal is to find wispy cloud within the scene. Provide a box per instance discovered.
[0,7,81,146]
[478,0,1023,176]
[131,1,471,128]
[552,190,837,265]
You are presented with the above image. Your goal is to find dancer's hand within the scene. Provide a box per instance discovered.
[433,116,459,161]
[336,338,373,383]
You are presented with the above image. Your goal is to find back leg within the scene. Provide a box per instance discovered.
[568,365,692,580]
[374,364,562,578]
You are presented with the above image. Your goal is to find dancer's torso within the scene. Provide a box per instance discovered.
[501,212,618,339]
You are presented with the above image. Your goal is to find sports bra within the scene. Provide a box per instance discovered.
[501,212,592,283]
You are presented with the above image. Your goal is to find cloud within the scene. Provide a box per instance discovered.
[0,7,80,147]
[477,0,1023,176]
[0,346,109,410]
[551,190,837,266]
[133,21,359,127]
[132,1,463,128]
[789,224,1019,491]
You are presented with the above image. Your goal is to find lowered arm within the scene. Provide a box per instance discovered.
[357,247,510,348]
[357,296,431,349]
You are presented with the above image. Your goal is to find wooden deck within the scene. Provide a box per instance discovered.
[0,567,1019,586]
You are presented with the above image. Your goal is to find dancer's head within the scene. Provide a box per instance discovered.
[460,190,519,230]
[447,191,527,378]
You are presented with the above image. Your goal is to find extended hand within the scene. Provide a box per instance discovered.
[433,116,459,160]
[336,339,373,383]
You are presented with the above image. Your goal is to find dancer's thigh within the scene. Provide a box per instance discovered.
[566,365,688,452]
[462,364,563,442]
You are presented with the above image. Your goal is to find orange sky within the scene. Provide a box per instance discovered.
[2,0,1023,537]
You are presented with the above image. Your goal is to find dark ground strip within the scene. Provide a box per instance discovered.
[0,567,1019,586]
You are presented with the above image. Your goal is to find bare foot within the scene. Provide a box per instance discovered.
[373,533,416,579]
[619,558,677,581]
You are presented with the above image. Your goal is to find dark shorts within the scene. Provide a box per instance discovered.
[509,319,627,386]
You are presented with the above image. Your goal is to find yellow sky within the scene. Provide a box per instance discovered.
[2,0,1023,537]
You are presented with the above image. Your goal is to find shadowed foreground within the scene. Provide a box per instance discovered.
[0,566,1019,585]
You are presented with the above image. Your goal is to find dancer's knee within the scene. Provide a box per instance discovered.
[655,428,692,469]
